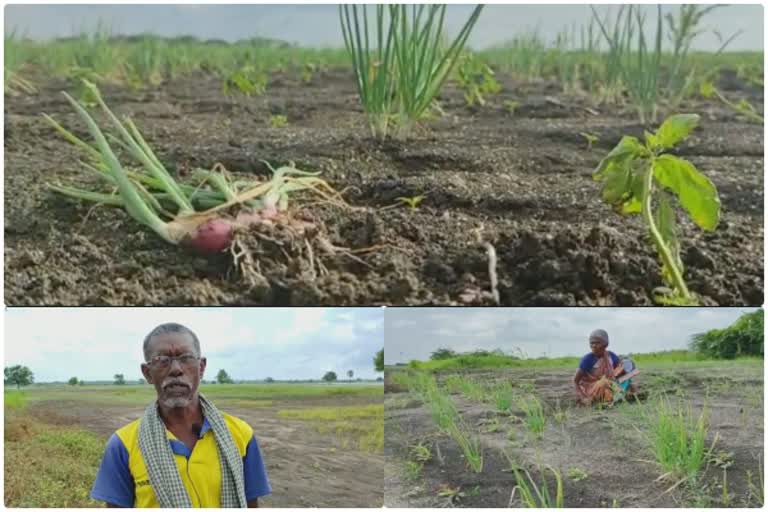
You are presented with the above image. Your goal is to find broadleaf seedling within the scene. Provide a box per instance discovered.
[580,132,599,150]
[456,52,501,107]
[700,80,763,124]
[593,113,720,305]
[269,115,288,128]
[504,100,520,116]
[223,66,267,97]
[397,195,425,210]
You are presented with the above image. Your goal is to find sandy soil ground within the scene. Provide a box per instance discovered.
[24,395,383,508]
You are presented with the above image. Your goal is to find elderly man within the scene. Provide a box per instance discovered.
[574,329,623,405]
[91,323,271,507]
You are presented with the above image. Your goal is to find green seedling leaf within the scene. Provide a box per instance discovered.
[594,136,646,179]
[592,113,717,304]
[619,172,644,215]
[737,98,757,114]
[504,100,520,116]
[653,113,699,149]
[580,132,599,150]
[700,80,716,99]
[644,130,659,149]
[269,115,288,128]
[599,157,633,205]
[568,467,589,482]
[397,195,425,210]
[653,154,720,231]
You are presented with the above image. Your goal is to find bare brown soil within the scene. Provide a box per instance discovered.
[4,68,763,305]
[23,395,383,508]
[385,365,764,508]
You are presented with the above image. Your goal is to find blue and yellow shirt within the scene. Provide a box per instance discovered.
[91,413,271,507]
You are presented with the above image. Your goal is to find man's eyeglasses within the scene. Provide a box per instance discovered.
[147,354,200,368]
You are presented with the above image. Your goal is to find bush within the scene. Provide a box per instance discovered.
[690,310,763,359]
[430,348,458,360]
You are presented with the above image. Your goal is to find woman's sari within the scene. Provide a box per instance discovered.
[577,351,623,404]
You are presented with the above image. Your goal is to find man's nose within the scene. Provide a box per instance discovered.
[168,359,184,375]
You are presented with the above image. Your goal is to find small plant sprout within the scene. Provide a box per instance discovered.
[507,460,565,508]
[269,114,288,128]
[593,114,720,305]
[503,100,520,116]
[721,468,731,506]
[567,467,588,482]
[747,456,764,507]
[301,62,318,84]
[396,195,425,210]
[223,66,268,97]
[409,442,432,463]
[492,382,515,412]
[700,80,764,124]
[456,51,501,107]
[437,484,466,504]
[518,396,546,438]
[580,131,599,150]
[404,460,423,481]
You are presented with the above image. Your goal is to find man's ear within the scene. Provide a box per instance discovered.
[141,363,153,384]
[199,357,207,377]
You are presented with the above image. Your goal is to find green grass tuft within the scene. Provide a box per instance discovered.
[645,398,716,488]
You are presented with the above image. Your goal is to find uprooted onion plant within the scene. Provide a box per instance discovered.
[44,80,358,286]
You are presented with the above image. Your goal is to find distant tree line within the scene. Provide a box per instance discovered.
[429,348,512,360]
[690,309,763,359]
[4,347,387,389]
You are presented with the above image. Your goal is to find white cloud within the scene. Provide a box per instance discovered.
[385,307,760,363]
[5,308,383,381]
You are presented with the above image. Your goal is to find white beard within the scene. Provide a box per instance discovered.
[160,395,192,409]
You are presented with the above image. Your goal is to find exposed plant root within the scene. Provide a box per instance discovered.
[227,209,385,289]
[464,224,500,305]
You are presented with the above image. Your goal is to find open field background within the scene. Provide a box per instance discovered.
[385,357,764,508]
[4,27,763,305]
[5,383,384,507]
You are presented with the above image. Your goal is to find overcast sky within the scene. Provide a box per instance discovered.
[4,4,763,51]
[385,307,760,364]
[5,308,383,382]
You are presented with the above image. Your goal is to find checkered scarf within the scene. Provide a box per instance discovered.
[137,394,247,508]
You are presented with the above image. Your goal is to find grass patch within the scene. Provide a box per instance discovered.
[645,398,716,489]
[5,411,104,507]
[220,399,274,407]
[394,370,483,472]
[4,390,27,410]
[407,350,762,371]
[449,375,486,402]
[16,382,382,406]
[277,404,383,453]
[491,381,515,412]
[404,460,423,481]
[518,396,546,438]
[508,460,564,508]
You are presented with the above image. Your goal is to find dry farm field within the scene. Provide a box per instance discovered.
[4,12,763,305]
[5,383,383,507]
[385,360,764,508]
